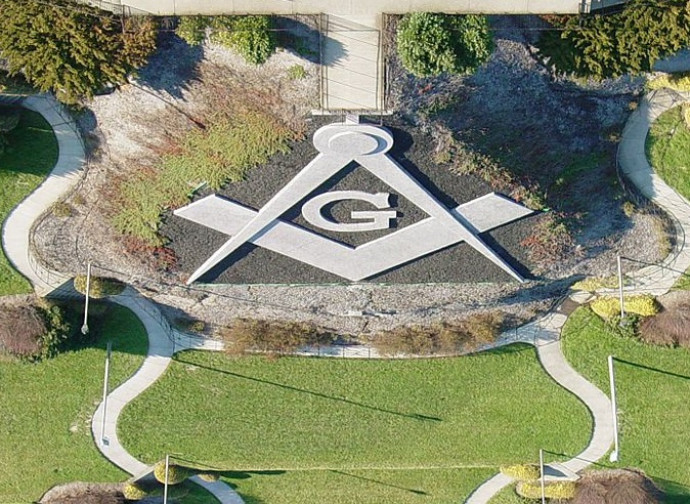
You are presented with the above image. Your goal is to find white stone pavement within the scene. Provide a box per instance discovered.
[321,15,382,111]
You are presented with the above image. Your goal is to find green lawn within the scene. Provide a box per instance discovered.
[119,345,592,504]
[0,304,147,502]
[561,307,690,502]
[0,109,58,295]
[646,105,690,201]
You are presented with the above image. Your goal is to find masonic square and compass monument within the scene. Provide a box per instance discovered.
[175,120,534,284]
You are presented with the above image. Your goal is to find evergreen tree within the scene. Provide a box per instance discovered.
[396,13,493,77]
[538,0,690,79]
[0,0,157,103]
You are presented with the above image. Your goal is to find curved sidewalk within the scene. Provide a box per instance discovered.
[617,88,690,294]
[465,300,613,503]
[0,95,244,504]
[466,87,690,503]
[1,94,85,295]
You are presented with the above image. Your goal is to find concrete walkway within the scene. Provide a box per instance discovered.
[1,94,85,296]
[320,14,383,111]
[109,0,583,16]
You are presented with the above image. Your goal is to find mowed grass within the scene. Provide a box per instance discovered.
[0,109,58,295]
[120,345,592,503]
[562,307,690,501]
[646,105,690,201]
[0,305,147,502]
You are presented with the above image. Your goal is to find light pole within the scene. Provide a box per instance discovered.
[163,454,170,504]
[617,255,625,324]
[539,448,546,504]
[100,341,112,446]
[81,261,92,335]
[608,355,620,462]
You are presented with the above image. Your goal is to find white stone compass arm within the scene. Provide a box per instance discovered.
[186,152,351,284]
[358,153,525,283]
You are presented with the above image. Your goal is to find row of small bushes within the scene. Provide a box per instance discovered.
[500,463,576,501]
[221,319,334,355]
[73,275,126,298]
[647,72,690,92]
[370,312,505,357]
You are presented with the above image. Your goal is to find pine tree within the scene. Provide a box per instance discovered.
[539,0,690,79]
[0,0,157,103]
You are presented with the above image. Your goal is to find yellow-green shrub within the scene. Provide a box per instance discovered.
[590,295,659,319]
[122,482,148,500]
[571,276,619,292]
[73,275,125,298]
[647,72,690,92]
[153,462,191,485]
[500,464,540,481]
[516,480,576,500]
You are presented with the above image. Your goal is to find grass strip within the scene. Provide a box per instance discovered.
[0,109,58,295]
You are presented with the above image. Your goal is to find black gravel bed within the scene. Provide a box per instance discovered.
[161,115,541,284]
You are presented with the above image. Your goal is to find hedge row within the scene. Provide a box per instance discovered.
[221,319,333,355]
[370,312,505,357]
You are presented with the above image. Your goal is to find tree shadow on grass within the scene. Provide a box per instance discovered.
[175,357,442,422]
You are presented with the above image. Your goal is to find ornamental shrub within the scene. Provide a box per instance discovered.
[122,482,148,500]
[638,302,690,348]
[500,464,541,481]
[153,462,191,485]
[647,72,690,92]
[73,276,126,299]
[538,0,690,79]
[517,480,576,500]
[210,16,276,65]
[590,295,659,320]
[396,13,493,77]
[0,300,70,360]
[222,319,333,355]
[0,0,157,103]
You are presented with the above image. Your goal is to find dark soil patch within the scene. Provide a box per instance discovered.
[161,115,541,284]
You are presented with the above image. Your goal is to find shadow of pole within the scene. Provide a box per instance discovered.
[613,357,690,381]
[330,470,428,495]
[175,358,443,422]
